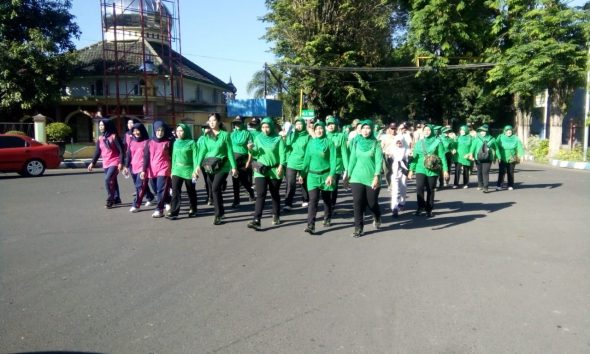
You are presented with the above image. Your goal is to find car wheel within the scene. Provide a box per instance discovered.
[23,159,46,177]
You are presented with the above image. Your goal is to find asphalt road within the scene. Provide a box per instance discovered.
[1,163,589,353]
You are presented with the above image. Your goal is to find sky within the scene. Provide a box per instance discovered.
[70,0,276,99]
[69,0,587,100]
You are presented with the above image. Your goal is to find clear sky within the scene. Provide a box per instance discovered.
[70,0,276,99]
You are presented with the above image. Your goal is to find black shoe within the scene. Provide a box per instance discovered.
[114,198,122,204]
[105,201,114,209]
[272,215,281,226]
[426,211,433,217]
[165,213,177,220]
[231,201,240,208]
[248,193,256,202]
[352,227,364,238]
[282,205,292,212]
[213,216,223,225]
[187,209,197,218]
[247,219,261,230]
[392,209,399,218]
[373,216,381,229]
[207,199,213,206]
[323,218,331,227]
[414,209,423,216]
[304,223,315,235]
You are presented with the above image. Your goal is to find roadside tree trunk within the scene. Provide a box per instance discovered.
[548,92,564,157]
[513,94,532,148]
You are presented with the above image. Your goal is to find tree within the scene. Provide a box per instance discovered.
[0,0,80,114]
[262,0,396,120]
[487,0,589,155]
[246,65,286,98]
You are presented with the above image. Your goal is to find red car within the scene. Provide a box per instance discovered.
[0,134,62,176]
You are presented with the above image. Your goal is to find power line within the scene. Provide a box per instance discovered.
[279,63,496,72]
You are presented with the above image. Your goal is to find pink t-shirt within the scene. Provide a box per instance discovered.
[100,135,122,168]
[147,140,171,178]
[128,139,148,174]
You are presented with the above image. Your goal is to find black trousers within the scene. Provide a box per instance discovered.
[330,173,341,208]
[351,183,381,230]
[307,188,333,225]
[284,167,308,207]
[438,152,452,186]
[169,175,197,216]
[453,162,470,187]
[497,161,516,187]
[253,177,282,220]
[200,166,212,202]
[232,166,255,203]
[476,161,491,189]
[415,173,437,212]
[205,172,228,217]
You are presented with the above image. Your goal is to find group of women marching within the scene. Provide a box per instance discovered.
[90,115,524,238]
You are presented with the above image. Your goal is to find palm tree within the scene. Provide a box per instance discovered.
[246,65,287,98]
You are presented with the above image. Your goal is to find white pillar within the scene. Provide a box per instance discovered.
[583,46,589,162]
[33,114,47,143]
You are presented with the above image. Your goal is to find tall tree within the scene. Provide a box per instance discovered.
[487,0,589,155]
[0,0,80,115]
[262,0,396,120]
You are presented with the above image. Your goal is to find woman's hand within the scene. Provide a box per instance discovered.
[371,175,380,190]
[277,165,284,178]
[87,162,93,172]
[231,168,238,178]
[325,176,334,186]
[139,171,145,180]
[408,171,414,179]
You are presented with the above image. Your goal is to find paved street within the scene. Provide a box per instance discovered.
[1,163,589,353]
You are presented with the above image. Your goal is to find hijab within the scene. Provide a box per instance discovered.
[174,123,193,149]
[356,119,378,152]
[131,123,149,142]
[311,120,330,152]
[258,117,281,148]
[152,120,170,143]
[231,118,250,146]
[100,118,118,150]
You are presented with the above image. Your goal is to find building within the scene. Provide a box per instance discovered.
[59,0,235,142]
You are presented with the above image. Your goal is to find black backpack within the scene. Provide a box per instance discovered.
[477,140,491,161]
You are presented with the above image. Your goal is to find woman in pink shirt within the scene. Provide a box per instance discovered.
[141,120,172,218]
[88,118,124,208]
[123,123,155,212]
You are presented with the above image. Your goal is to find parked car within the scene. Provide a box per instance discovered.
[0,134,61,176]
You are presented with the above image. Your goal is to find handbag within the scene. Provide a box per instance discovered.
[421,141,442,171]
[202,157,224,174]
[508,155,520,164]
[251,160,269,174]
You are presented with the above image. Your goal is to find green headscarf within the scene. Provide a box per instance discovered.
[459,125,469,134]
[293,118,309,138]
[258,117,281,148]
[311,120,329,152]
[231,118,250,146]
[356,119,377,152]
[503,125,513,133]
[174,123,193,149]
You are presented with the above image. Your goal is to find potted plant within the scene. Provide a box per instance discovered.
[46,122,73,158]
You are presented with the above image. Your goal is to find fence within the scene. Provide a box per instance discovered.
[0,122,35,137]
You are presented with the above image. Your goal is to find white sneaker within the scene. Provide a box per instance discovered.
[496,186,502,191]
[144,200,153,207]
[463,185,468,189]
[152,210,163,218]
[165,204,171,212]
[508,187,514,190]
[129,206,139,213]
[301,202,309,207]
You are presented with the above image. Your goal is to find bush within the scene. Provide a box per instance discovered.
[526,135,549,162]
[554,144,590,162]
[46,122,72,142]
[5,130,27,136]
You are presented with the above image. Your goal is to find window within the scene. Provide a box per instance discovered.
[0,136,27,148]
[195,85,202,102]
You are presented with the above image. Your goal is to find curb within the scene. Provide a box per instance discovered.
[60,159,101,169]
[549,159,590,170]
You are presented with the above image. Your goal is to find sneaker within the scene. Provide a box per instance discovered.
[392,209,399,218]
[248,194,256,202]
[301,202,309,208]
[247,219,261,230]
[426,211,433,217]
[483,188,489,193]
[207,199,213,206]
[304,223,315,235]
[508,186,514,191]
[477,186,482,191]
[129,206,139,213]
[463,185,469,189]
[152,210,163,218]
[452,185,458,189]
[114,198,122,204]
[414,209,423,216]
[213,216,223,225]
[352,227,364,238]
[496,186,502,191]
[165,204,171,212]
[105,201,114,209]
[187,209,197,218]
[282,205,292,212]
[323,218,331,227]
[272,215,281,226]
[398,204,405,211]
[165,213,177,220]
[373,216,381,230]
[144,200,153,207]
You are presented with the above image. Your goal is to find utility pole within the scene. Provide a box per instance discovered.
[584,46,589,161]
[263,62,268,98]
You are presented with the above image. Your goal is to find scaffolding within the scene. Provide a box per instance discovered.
[99,0,184,127]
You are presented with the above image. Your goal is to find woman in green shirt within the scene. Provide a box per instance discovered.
[495,125,524,190]
[345,120,383,238]
[301,121,337,235]
[283,118,310,211]
[194,113,238,225]
[230,116,255,207]
[468,124,497,193]
[452,125,473,189]
[246,118,286,231]
[408,124,449,217]
[325,115,349,208]
[166,123,198,219]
